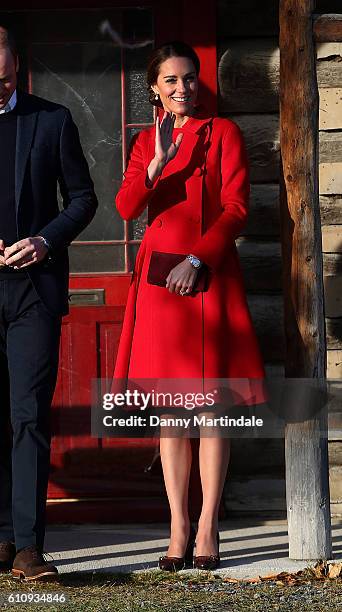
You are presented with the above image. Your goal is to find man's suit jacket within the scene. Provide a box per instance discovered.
[15,91,98,316]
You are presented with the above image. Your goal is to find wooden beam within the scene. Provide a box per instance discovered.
[279,0,332,560]
[314,14,342,42]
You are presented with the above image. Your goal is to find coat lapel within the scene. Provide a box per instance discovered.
[146,108,213,178]
[15,93,38,213]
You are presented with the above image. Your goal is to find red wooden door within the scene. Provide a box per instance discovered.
[1,0,217,521]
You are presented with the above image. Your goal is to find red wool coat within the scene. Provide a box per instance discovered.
[114,109,266,404]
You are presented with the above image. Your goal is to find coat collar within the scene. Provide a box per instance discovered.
[156,104,213,134]
[177,105,214,134]
[147,106,213,176]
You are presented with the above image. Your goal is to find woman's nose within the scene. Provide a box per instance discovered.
[176,80,187,93]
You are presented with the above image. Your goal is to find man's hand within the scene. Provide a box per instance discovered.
[4,237,48,269]
[0,239,5,267]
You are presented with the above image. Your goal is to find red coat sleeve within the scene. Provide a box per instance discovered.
[115,130,161,220]
[191,121,250,270]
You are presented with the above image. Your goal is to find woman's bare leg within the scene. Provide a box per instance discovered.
[196,435,231,555]
[159,433,192,556]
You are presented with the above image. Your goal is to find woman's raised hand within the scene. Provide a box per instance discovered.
[146,112,183,186]
[155,112,183,165]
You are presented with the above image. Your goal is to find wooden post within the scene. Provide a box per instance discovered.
[279,0,332,559]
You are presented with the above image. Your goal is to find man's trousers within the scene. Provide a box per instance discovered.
[0,276,61,550]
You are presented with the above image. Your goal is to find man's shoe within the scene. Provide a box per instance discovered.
[0,542,16,573]
[12,546,58,581]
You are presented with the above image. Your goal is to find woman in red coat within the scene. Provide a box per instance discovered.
[114,42,265,570]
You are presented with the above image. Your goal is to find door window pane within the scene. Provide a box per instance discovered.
[1,8,154,273]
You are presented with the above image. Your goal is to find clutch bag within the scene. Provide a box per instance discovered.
[147,251,209,292]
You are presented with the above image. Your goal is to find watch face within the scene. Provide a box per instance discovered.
[189,256,200,268]
[187,254,202,268]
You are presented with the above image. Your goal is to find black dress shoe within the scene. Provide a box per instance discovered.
[193,531,220,570]
[158,524,196,571]
[0,541,16,573]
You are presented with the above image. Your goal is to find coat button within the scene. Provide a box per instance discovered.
[155,219,162,227]
[192,215,201,224]
[193,167,203,177]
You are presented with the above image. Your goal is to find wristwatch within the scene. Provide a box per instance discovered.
[187,254,202,269]
[40,236,51,251]
[40,236,53,262]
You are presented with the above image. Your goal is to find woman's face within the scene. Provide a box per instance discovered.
[152,56,198,117]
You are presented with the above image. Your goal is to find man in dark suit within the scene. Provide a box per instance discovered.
[0,25,98,580]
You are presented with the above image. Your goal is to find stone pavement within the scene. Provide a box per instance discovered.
[45,519,342,579]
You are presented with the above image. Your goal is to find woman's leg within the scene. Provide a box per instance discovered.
[159,433,192,556]
[196,435,231,555]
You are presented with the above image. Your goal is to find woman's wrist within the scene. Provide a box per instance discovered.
[146,157,166,187]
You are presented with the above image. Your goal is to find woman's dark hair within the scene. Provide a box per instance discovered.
[0,24,18,58]
[146,41,200,108]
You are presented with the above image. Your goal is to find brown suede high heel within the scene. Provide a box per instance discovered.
[158,525,196,572]
[193,531,220,570]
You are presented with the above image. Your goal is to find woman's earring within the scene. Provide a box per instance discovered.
[154,93,159,101]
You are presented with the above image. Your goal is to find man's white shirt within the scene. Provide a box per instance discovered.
[0,89,17,114]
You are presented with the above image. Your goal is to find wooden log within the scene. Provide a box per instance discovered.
[237,239,282,293]
[326,318,342,348]
[323,274,342,316]
[245,185,280,237]
[279,0,332,560]
[319,132,342,163]
[323,252,342,274]
[229,114,280,182]
[218,40,279,113]
[279,0,326,378]
[317,59,342,88]
[225,478,286,515]
[218,0,279,38]
[314,14,342,42]
[229,439,285,477]
[247,294,284,361]
[320,196,342,224]
[265,363,285,378]
[218,39,341,114]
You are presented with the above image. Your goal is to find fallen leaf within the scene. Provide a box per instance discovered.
[328,563,342,579]
[260,573,280,581]
[244,577,262,584]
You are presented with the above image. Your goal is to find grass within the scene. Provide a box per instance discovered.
[0,568,342,612]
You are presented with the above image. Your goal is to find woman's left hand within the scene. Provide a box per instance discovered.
[166,259,198,295]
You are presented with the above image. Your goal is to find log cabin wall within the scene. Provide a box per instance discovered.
[217,0,342,516]
[316,2,342,516]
